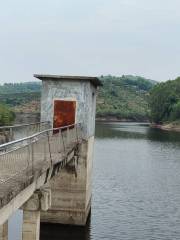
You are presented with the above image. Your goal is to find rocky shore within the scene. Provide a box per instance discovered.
[151,122,180,132]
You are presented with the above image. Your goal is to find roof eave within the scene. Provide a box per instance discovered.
[34,74,103,87]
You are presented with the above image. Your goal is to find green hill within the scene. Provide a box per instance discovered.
[0,76,156,121]
[97,75,156,121]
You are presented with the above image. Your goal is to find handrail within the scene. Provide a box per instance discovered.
[0,123,82,150]
[0,121,49,130]
[0,122,82,209]
[0,121,51,145]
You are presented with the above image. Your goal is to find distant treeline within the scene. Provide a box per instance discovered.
[97,75,156,121]
[0,82,41,94]
[0,75,157,123]
[0,92,40,107]
[149,77,180,124]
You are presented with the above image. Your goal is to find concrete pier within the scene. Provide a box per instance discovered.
[0,222,8,240]
[41,137,94,225]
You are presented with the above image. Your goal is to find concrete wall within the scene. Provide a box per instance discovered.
[41,137,94,225]
[41,80,97,138]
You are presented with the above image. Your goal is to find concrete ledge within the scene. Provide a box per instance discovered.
[41,192,91,226]
[22,189,51,212]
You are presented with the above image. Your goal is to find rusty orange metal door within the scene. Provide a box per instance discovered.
[53,100,76,129]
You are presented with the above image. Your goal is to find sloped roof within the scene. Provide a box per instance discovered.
[34,74,103,87]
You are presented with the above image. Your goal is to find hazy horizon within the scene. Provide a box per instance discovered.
[1,0,180,84]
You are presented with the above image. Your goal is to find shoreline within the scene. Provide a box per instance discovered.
[151,123,180,132]
[95,117,149,123]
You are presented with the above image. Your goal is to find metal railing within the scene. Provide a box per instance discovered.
[0,122,50,144]
[0,123,82,187]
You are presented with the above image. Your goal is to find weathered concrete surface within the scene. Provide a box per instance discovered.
[40,188,52,211]
[0,222,8,240]
[40,79,97,139]
[22,191,40,211]
[41,137,94,225]
[22,189,51,212]
[22,211,40,240]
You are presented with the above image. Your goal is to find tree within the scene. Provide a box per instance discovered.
[149,77,180,123]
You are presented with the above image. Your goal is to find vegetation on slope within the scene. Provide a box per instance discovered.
[0,104,15,126]
[0,83,41,113]
[0,76,156,121]
[0,82,41,94]
[149,77,180,124]
[0,92,40,108]
[97,75,156,121]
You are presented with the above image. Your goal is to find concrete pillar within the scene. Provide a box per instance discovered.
[22,192,40,240]
[22,189,51,240]
[0,222,8,240]
[22,211,40,240]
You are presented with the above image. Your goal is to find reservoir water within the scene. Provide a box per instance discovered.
[9,122,180,240]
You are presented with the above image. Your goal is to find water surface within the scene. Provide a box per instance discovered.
[9,122,180,240]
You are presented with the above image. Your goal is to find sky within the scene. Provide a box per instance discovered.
[0,0,180,83]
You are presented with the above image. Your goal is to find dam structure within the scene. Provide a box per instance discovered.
[0,75,102,240]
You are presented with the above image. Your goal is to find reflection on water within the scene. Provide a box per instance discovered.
[9,122,180,240]
[96,122,180,144]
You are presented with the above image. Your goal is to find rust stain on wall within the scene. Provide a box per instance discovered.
[53,100,76,129]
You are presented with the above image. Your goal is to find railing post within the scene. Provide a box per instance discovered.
[27,140,32,180]
[66,127,69,146]
[47,131,53,166]
[26,125,29,138]
[60,129,66,152]
[31,140,34,177]
[76,124,79,142]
